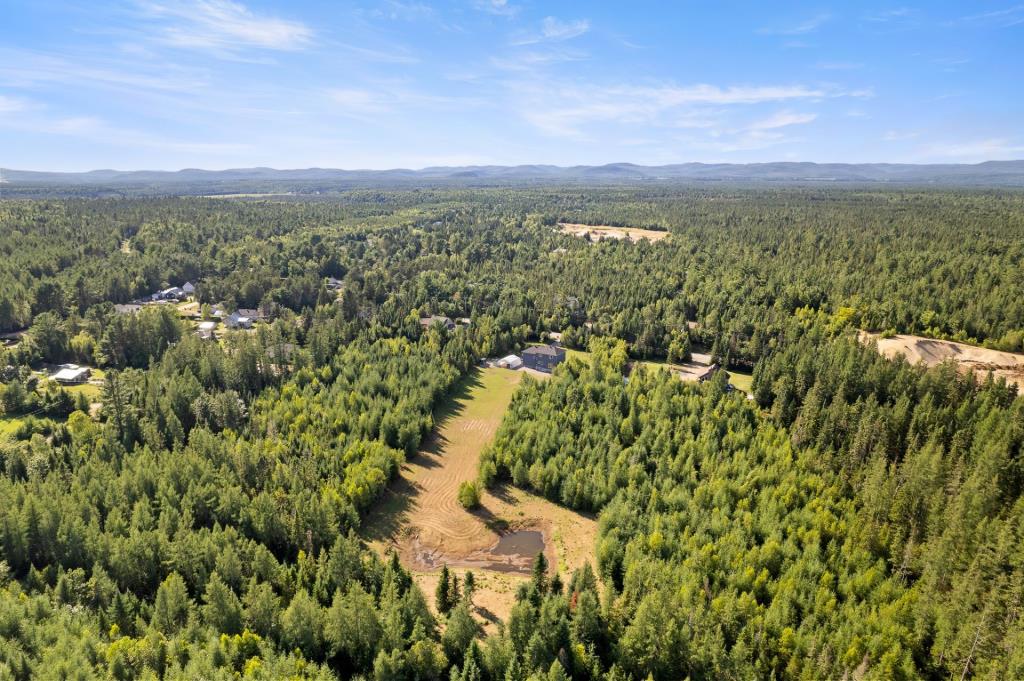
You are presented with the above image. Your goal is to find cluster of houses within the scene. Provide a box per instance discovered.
[150,281,195,302]
[497,344,567,374]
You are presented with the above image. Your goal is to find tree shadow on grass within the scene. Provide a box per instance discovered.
[361,368,487,542]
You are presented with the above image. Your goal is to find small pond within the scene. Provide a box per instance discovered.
[476,530,546,573]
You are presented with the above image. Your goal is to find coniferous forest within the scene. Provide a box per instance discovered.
[0,187,1022,680]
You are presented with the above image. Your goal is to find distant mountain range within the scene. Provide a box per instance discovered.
[4,161,1024,193]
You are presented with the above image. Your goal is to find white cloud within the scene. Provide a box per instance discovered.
[475,0,519,17]
[747,111,818,130]
[0,94,29,113]
[864,8,915,23]
[514,81,854,136]
[816,61,864,70]
[327,84,481,118]
[540,17,590,41]
[918,138,1024,161]
[949,5,1024,28]
[510,16,590,47]
[138,0,314,53]
[758,14,830,35]
[882,130,920,141]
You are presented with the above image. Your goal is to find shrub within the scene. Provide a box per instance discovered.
[457,481,480,509]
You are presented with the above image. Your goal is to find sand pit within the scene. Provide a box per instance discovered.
[558,222,669,243]
[363,366,598,629]
[861,332,1024,393]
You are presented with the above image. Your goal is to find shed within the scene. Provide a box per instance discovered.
[182,282,196,295]
[497,355,523,370]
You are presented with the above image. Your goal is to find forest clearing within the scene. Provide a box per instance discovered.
[363,366,598,629]
[557,222,669,242]
[862,331,1024,393]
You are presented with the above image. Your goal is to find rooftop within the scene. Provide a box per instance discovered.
[523,345,564,356]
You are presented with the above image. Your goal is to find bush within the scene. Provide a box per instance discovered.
[457,481,480,509]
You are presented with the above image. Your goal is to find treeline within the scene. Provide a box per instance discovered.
[481,335,1023,679]
[5,189,1024,363]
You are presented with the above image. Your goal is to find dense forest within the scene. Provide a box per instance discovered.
[1,186,1022,679]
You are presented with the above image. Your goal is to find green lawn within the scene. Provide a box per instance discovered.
[0,416,24,438]
[727,370,754,395]
[63,383,102,400]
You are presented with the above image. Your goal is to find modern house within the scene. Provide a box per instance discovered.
[224,311,253,329]
[152,286,185,301]
[522,345,566,373]
[497,354,523,369]
[52,363,91,384]
[419,315,456,331]
[236,307,264,321]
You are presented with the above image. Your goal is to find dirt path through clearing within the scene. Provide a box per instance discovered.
[363,366,597,627]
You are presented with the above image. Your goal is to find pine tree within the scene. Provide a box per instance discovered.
[436,564,453,614]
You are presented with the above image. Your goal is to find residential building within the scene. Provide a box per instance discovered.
[53,363,91,384]
[522,345,566,373]
[419,315,456,331]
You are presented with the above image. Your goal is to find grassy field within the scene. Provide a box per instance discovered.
[0,416,24,439]
[727,369,754,395]
[363,366,597,630]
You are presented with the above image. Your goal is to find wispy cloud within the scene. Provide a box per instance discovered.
[882,129,920,141]
[918,138,1024,161]
[758,14,830,35]
[514,81,856,136]
[747,111,818,130]
[0,94,30,113]
[948,5,1024,28]
[0,48,210,94]
[327,84,481,119]
[491,47,588,72]
[541,17,590,41]
[0,111,250,155]
[816,61,864,70]
[864,7,915,23]
[474,0,519,17]
[137,0,314,54]
[512,16,591,45]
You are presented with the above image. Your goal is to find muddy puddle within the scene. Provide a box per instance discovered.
[408,529,546,574]
[478,530,545,573]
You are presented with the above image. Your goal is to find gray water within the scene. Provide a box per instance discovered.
[490,530,544,557]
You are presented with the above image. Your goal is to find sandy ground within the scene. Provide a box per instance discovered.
[363,366,598,630]
[861,332,1024,393]
[558,222,669,243]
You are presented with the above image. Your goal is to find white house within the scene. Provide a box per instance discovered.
[53,363,91,384]
[224,311,253,329]
[182,281,196,295]
[197,321,216,339]
[496,354,523,369]
[152,286,184,301]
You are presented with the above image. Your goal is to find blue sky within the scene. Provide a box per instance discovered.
[1,1,1022,170]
